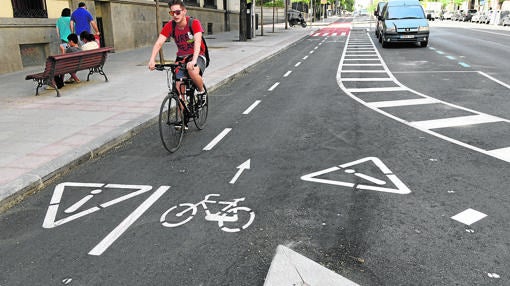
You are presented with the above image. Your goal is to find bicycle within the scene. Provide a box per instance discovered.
[155,63,208,153]
[160,194,255,233]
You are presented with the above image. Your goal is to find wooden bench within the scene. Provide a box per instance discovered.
[25,47,114,97]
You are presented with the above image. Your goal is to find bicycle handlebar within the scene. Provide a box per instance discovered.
[154,62,198,71]
[154,63,185,71]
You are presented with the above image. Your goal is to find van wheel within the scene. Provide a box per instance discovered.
[421,40,428,47]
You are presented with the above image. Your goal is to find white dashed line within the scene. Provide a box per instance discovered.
[203,128,232,151]
[268,82,280,91]
[242,100,261,115]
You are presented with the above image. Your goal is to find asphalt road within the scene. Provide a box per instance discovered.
[1,19,509,286]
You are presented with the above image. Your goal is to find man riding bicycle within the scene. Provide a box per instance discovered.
[148,0,207,98]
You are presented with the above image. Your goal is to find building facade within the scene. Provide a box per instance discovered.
[0,0,241,74]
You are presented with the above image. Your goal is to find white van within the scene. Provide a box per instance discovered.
[378,0,430,48]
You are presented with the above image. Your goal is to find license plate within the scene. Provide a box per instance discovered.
[401,35,414,39]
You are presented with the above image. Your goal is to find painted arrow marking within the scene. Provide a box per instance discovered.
[264,245,359,286]
[229,159,251,184]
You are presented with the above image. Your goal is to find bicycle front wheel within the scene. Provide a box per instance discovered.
[160,203,197,228]
[159,94,184,153]
[193,86,208,130]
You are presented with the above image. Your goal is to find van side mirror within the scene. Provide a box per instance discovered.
[374,11,378,16]
[427,14,432,20]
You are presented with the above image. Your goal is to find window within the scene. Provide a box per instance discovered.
[184,0,199,7]
[11,0,47,18]
[204,0,217,9]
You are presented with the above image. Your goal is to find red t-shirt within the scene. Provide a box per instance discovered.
[161,16,206,58]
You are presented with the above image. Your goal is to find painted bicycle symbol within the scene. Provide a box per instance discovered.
[160,194,255,233]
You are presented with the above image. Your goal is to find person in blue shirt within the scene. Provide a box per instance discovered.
[70,2,100,43]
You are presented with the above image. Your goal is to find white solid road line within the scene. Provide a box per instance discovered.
[367,98,439,108]
[346,87,407,93]
[410,114,504,130]
[341,78,392,81]
[88,186,170,256]
[337,29,510,164]
[340,69,386,73]
[486,147,510,162]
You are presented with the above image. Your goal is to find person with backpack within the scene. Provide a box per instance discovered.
[148,0,208,98]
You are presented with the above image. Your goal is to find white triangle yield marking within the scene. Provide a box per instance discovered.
[264,245,359,286]
[300,157,411,194]
[42,182,154,228]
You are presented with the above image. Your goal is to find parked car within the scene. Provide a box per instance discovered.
[497,10,510,25]
[470,11,483,22]
[378,0,429,48]
[441,10,453,20]
[425,10,437,20]
[478,11,492,24]
[461,9,478,21]
[451,10,463,21]
[502,14,510,26]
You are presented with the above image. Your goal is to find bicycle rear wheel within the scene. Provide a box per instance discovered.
[159,94,184,153]
[193,86,208,130]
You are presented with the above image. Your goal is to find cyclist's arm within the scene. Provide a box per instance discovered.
[188,31,202,68]
[148,34,168,70]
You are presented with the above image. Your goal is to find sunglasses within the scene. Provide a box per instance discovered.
[169,10,182,16]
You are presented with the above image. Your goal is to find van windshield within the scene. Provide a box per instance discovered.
[386,6,425,20]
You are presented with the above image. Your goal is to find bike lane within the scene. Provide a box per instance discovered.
[0,30,338,286]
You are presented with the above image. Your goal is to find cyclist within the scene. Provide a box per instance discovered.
[148,0,207,100]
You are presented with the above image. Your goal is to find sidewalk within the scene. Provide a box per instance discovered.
[0,19,338,209]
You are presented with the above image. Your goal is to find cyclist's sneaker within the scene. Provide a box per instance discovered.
[197,91,207,106]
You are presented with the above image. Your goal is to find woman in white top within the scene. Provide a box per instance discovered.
[80,31,99,50]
